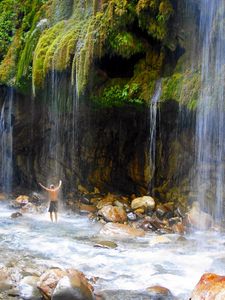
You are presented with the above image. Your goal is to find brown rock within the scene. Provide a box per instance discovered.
[191,273,225,299]
[96,195,114,210]
[172,222,185,234]
[98,205,127,223]
[147,285,174,299]
[37,268,93,300]
[134,208,145,215]
[99,222,145,238]
[131,196,155,211]
[79,203,97,213]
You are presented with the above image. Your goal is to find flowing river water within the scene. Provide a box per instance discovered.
[0,203,225,299]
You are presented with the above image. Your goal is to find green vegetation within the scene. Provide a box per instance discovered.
[0,0,201,109]
[92,83,145,107]
[161,70,201,109]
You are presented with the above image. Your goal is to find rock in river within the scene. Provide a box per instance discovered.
[190,273,225,299]
[131,196,155,211]
[98,205,127,223]
[99,222,145,238]
[37,268,93,300]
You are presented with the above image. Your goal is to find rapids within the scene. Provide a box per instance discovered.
[0,203,225,299]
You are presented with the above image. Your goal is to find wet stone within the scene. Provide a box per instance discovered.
[96,289,161,300]
[127,212,137,221]
[147,285,175,299]
[94,240,118,249]
[11,212,22,218]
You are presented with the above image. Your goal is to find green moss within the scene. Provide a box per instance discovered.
[92,82,145,107]
[108,31,144,58]
[161,70,201,108]
[136,0,174,41]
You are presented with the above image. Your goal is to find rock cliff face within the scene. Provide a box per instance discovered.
[0,0,200,204]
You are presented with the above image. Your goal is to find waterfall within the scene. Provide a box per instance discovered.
[0,89,13,194]
[40,70,79,192]
[149,79,162,193]
[195,0,225,222]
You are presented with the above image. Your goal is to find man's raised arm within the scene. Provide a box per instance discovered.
[39,182,51,192]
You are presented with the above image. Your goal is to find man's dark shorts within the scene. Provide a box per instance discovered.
[48,201,58,213]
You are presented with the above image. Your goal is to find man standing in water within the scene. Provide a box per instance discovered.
[39,180,62,222]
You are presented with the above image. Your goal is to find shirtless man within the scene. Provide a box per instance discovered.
[39,180,62,222]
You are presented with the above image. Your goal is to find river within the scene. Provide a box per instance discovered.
[0,203,225,299]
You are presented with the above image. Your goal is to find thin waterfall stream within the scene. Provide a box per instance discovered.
[149,80,161,193]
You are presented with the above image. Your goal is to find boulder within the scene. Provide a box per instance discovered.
[147,285,175,299]
[186,202,213,230]
[131,196,155,211]
[99,223,145,238]
[52,270,94,300]
[98,205,127,223]
[11,212,22,218]
[37,268,93,300]
[79,203,97,213]
[15,195,29,205]
[191,273,225,299]
[94,240,118,249]
[37,268,65,299]
[96,194,115,209]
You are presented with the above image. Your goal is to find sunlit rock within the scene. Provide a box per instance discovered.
[15,195,29,205]
[147,285,175,299]
[96,194,115,210]
[98,205,127,223]
[131,196,155,211]
[99,222,145,238]
[52,270,94,300]
[191,273,225,299]
[186,202,213,230]
[37,268,93,300]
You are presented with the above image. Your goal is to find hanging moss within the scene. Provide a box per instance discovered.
[161,69,201,108]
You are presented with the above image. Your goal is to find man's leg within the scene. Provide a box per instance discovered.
[54,212,58,222]
[50,212,53,222]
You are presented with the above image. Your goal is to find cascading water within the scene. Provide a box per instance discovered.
[40,70,79,192]
[195,0,225,223]
[149,79,162,193]
[0,88,13,193]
